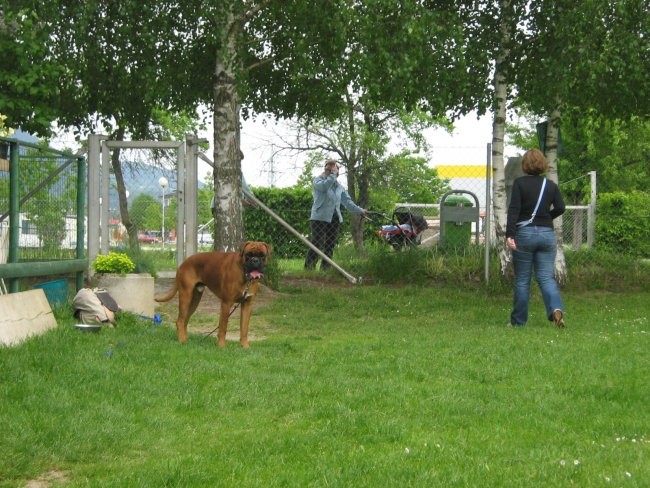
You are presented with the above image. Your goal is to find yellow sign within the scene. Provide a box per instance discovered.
[435,165,487,178]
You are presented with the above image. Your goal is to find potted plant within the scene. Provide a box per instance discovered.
[92,252,136,274]
[91,252,155,317]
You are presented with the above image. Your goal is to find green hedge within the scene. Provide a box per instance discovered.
[596,191,650,257]
[244,187,313,258]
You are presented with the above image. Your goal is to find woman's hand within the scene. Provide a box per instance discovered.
[506,237,517,250]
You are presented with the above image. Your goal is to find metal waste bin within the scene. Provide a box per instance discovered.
[440,191,479,249]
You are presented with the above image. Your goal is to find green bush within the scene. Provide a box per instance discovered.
[244,187,312,258]
[92,252,136,274]
[124,248,160,277]
[596,191,650,257]
[564,248,649,291]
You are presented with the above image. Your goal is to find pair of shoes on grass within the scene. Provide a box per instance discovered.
[507,311,566,328]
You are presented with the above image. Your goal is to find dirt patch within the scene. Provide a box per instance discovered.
[25,470,68,488]
[153,276,284,342]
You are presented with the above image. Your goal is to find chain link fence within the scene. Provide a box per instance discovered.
[234,163,606,280]
[0,138,86,294]
[5,137,646,290]
[96,147,179,250]
[0,140,83,261]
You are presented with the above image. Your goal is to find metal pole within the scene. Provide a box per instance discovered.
[485,143,492,284]
[76,156,86,291]
[199,151,358,283]
[587,171,596,248]
[161,186,165,250]
[8,141,19,292]
[184,134,200,258]
[198,151,358,284]
[159,177,168,251]
[243,188,358,285]
[175,143,186,264]
[87,135,101,276]
[100,141,111,254]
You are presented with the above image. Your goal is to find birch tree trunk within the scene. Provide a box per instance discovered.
[544,101,568,284]
[492,0,513,276]
[213,5,245,252]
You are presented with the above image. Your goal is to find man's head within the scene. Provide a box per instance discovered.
[324,159,340,176]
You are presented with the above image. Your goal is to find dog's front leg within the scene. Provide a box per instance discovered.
[217,301,232,348]
[239,298,254,349]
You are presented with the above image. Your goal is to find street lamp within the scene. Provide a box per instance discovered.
[159,177,168,250]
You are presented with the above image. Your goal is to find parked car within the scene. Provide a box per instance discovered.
[138,232,162,244]
[198,232,214,245]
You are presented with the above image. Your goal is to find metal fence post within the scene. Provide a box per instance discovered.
[87,134,102,275]
[485,143,492,284]
[588,171,597,248]
[8,141,19,292]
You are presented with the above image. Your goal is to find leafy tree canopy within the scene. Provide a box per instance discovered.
[507,110,650,203]
[559,111,650,201]
[129,193,161,233]
[368,153,451,212]
[513,0,649,119]
[0,9,64,134]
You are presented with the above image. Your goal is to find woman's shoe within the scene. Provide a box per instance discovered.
[552,309,565,328]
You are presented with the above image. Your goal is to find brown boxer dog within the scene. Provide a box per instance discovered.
[155,241,271,348]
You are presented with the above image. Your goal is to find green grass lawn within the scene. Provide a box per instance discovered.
[1,285,648,487]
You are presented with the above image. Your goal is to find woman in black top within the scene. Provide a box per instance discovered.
[506,149,566,327]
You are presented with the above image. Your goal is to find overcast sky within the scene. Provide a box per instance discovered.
[213,111,521,188]
[50,110,523,189]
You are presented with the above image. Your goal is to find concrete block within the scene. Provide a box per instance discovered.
[0,289,58,346]
[92,273,155,318]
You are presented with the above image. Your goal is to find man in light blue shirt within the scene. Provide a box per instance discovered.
[305,159,365,271]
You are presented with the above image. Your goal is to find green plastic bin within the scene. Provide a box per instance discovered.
[33,279,68,308]
[443,195,473,249]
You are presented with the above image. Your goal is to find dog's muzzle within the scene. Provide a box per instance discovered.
[244,254,266,280]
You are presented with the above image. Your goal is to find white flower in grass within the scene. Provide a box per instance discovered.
[404,447,410,455]
[560,460,566,467]
[574,459,581,466]
[625,472,632,478]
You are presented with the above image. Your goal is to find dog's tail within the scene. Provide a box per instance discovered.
[154,282,178,303]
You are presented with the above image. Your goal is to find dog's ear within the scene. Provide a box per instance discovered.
[239,241,251,257]
[264,242,272,257]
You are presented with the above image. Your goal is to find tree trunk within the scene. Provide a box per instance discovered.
[347,166,365,251]
[348,97,365,251]
[492,0,513,276]
[544,101,568,284]
[110,126,139,250]
[213,5,245,252]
